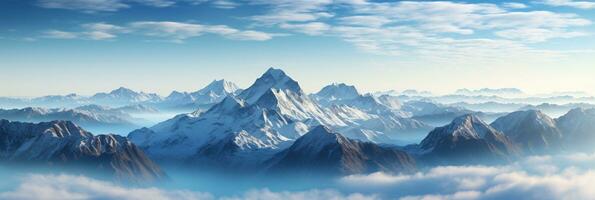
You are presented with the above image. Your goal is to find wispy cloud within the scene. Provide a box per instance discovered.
[129,21,274,42]
[35,0,232,12]
[41,21,274,42]
[37,0,130,12]
[260,1,592,60]
[42,30,79,39]
[502,2,529,9]
[537,0,595,9]
[42,22,127,40]
[248,0,335,25]
[279,22,330,36]
[33,0,594,60]
[0,174,377,200]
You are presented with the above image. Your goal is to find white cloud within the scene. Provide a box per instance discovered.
[248,0,334,24]
[338,16,391,28]
[495,28,588,42]
[41,21,273,42]
[279,22,330,35]
[42,22,127,40]
[502,2,529,9]
[130,21,205,41]
[211,0,239,9]
[0,174,213,200]
[42,30,79,39]
[130,0,176,7]
[341,153,595,200]
[0,174,377,200]
[34,0,594,60]
[220,189,378,200]
[538,0,595,9]
[130,21,274,42]
[37,0,129,12]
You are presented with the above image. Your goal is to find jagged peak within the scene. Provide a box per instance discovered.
[316,83,360,100]
[205,96,246,114]
[443,114,497,139]
[196,79,240,95]
[295,125,344,147]
[263,67,287,79]
[239,68,302,104]
[110,87,137,95]
[0,120,92,138]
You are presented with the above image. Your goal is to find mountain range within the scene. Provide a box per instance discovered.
[0,119,165,181]
[128,68,431,171]
[0,106,150,135]
[2,68,595,179]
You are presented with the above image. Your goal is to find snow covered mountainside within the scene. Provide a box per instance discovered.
[0,119,165,181]
[556,108,595,150]
[267,126,416,176]
[161,79,241,111]
[128,68,431,169]
[415,114,519,165]
[491,110,563,153]
[91,87,163,107]
[0,107,142,134]
[312,83,432,143]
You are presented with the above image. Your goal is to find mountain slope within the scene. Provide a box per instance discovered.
[91,87,162,106]
[0,120,165,181]
[556,108,595,150]
[130,68,434,170]
[267,126,416,175]
[162,79,241,111]
[491,110,562,153]
[417,114,518,165]
[0,107,141,134]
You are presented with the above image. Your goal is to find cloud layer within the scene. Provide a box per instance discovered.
[2,153,595,200]
[341,153,595,200]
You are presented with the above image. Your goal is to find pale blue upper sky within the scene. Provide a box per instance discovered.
[1,0,595,97]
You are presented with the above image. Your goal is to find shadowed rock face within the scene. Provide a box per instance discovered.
[268,126,416,176]
[491,110,563,154]
[556,108,595,151]
[0,119,165,182]
[419,114,518,165]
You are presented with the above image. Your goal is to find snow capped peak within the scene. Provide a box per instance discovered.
[450,114,486,128]
[490,109,562,153]
[306,125,336,138]
[239,68,302,104]
[565,107,590,116]
[110,87,137,96]
[423,114,499,145]
[263,67,287,79]
[290,125,345,151]
[195,79,240,95]
[203,95,246,116]
[315,83,360,101]
[492,110,556,132]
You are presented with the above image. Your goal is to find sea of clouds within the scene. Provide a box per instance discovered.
[1,152,595,200]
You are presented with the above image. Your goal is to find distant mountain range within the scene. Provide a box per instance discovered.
[0,79,242,112]
[0,106,151,134]
[0,120,165,181]
[2,68,595,179]
[455,88,524,97]
[125,68,595,176]
[128,68,431,171]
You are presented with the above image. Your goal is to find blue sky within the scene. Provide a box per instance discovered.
[1,0,595,97]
